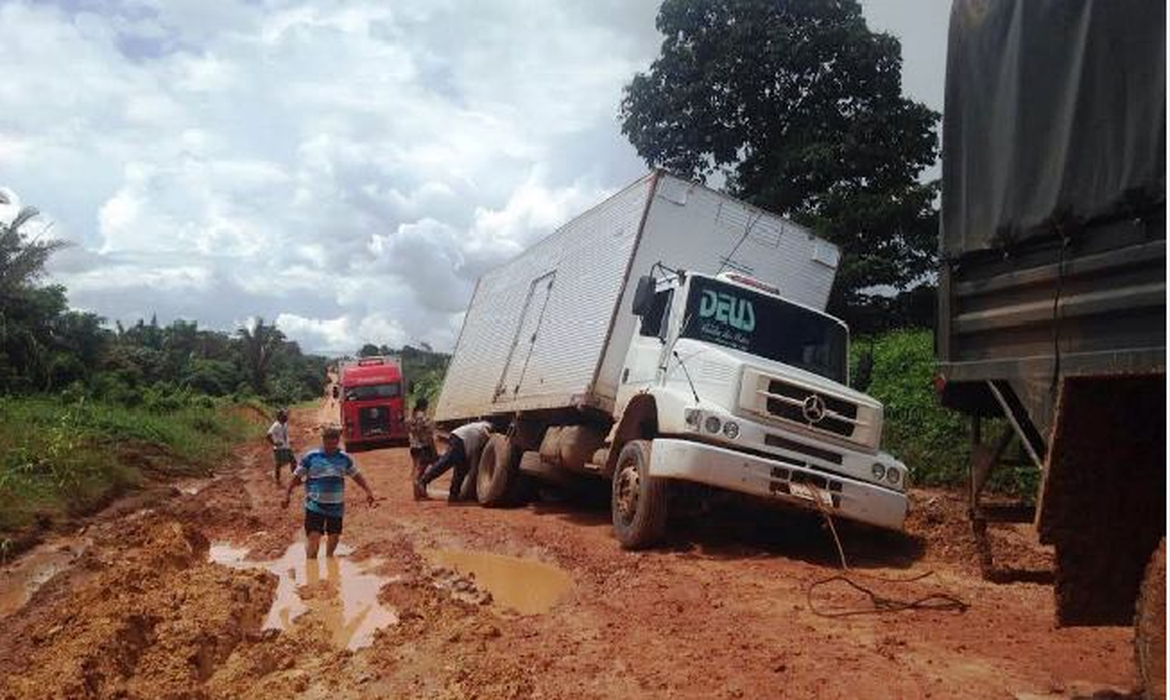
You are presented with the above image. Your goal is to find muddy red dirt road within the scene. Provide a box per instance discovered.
[0,403,1135,699]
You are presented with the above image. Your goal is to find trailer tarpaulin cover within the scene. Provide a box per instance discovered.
[941,0,1165,256]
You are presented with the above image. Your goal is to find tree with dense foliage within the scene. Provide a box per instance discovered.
[620,0,939,330]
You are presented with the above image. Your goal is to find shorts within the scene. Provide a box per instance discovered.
[304,509,343,535]
[274,448,295,467]
[410,445,438,464]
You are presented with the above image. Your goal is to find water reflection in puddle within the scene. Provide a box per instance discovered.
[0,541,88,617]
[209,541,396,650]
[426,549,573,615]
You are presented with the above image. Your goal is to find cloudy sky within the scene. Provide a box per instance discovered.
[0,0,948,355]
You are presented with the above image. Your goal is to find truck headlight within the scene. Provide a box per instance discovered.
[886,467,901,485]
[722,421,740,439]
[684,409,702,431]
[704,415,722,434]
[871,463,886,480]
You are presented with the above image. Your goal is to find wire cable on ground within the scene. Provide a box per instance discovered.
[806,491,970,618]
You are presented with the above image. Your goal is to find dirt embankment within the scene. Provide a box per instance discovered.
[0,403,1137,699]
[1,517,272,699]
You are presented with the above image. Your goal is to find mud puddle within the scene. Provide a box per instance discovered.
[426,549,573,615]
[0,538,90,617]
[209,540,396,649]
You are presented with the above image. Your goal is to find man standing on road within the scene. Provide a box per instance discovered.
[416,420,492,503]
[266,408,295,486]
[282,425,377,558]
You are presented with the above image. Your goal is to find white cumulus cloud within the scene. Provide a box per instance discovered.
[0,0,942,354]
[0,0,660,353]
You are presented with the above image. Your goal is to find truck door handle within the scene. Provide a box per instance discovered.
[622,368,629,383]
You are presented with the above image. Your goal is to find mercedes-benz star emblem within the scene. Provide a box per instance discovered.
[801,394,827,424]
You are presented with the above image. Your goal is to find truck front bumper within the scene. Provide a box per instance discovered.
[648,438,908,531]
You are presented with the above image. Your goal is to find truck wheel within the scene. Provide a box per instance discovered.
[477,434,520,507]
[611,440,668,550]
[1135,538,1166,700]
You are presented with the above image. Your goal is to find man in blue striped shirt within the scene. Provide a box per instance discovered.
[282,425,377,558]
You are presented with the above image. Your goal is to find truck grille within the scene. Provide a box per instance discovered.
[765,380,858,438]
[738,368,882,452]
[358,406,391,436]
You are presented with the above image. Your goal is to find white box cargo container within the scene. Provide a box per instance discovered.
[434,171,841,424]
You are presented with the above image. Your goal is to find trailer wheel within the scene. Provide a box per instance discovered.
[1136,538,1166,700]
[476,434,520,507]
[611,440,668,550]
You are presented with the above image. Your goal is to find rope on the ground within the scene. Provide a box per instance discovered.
[806,489,970,618]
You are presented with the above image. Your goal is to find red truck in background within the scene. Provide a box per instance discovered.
[338,356,408,450]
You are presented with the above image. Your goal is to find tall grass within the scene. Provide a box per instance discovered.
[0,396,260,535]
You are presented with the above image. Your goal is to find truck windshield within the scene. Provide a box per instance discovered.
[680,277,847,383]
[344,382,401,401]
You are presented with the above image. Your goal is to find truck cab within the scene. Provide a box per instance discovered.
[338,357,408,450]
[611,270,908,542]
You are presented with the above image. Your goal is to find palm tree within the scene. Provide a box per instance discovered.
[236,317,285,394]
[0,191,67,301]
[0,191,68,390]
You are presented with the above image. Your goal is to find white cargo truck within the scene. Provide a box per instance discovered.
[435,171,908,548]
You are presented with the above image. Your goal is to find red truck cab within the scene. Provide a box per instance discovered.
[338,357,408,450]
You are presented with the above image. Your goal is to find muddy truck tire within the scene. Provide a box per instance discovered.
[1136,538,1166,700]
[1040,377,1166,626]
[611,440,668,550]
[477,434,521,507]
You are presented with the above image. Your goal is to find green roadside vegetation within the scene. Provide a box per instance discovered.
[853,328,1039,498]
[0,396,263,548]
[403,351,449,410]
[851,329,967,486]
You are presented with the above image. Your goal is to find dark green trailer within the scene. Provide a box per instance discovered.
[936,0,1165,693]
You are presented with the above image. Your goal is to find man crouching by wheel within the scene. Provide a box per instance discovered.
[282,425,377,558]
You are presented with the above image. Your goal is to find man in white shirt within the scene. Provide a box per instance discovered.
[266,408,294,485]
[416,420,492,503]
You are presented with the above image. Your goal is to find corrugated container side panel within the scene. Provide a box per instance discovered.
[595,174,839,404]
[433,246,555,420]
[940,223,1165,376]
[434,176,653,422]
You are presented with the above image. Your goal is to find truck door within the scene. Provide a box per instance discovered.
[616,287,674,413]
[495,271,556,402]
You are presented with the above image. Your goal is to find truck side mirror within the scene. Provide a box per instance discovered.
[631,275,655,317]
